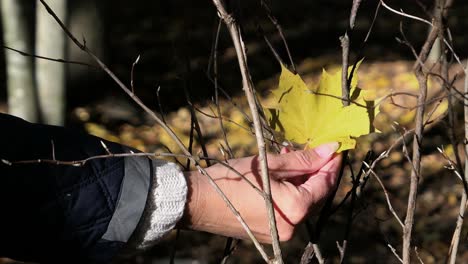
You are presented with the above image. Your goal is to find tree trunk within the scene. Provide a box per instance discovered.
[1,0,37,122]
[36,0,67,125]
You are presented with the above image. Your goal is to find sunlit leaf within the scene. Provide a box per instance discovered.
[265,64,378,152]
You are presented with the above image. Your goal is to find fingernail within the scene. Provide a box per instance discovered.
[314,142,339,158]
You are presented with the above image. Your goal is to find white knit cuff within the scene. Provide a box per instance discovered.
[138,160,187,249]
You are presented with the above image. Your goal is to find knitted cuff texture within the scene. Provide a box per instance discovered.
[138,160,187,249]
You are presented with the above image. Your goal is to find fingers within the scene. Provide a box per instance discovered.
[299,154,342,205]
[268,142,339,179]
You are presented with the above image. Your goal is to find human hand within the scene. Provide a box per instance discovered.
[181,142,342,243]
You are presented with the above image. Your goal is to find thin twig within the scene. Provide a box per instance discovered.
[51,140,56,161]
[212,0,283,262]
[100,141,112,155]
[311,2,364,261]
[182,46,211,167]
[383,0,465,70]
[447,61,468,264]
[364,162,404,228]
[195,106,251,132]
[262,32,286,67]
[3,45,94,67]
[2,152,190,167]
[340,34,350,106]
[438,147,463,180]
[212,18,234,159]
[208,22,238,261]
[312,243,325,264]
[438,0,464,188]
[402,20,439,263]
[300,242,316,264]
[37,0,270,260]
[130,55,140,94]
[204,74,254,124]
[349,0,363,29]
[364,2,381,43]
[388,243,404,263]
[259,0,295,72]
[415,247,425,264]
[339,154,372,263]
[336,241,346,264]
[156,86,167,124]
[380,0,432,26]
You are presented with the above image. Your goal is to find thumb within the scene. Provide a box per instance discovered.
[299,154,342,205]
[267,142,339,179]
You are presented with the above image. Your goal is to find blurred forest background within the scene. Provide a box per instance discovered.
[1,0,468,263]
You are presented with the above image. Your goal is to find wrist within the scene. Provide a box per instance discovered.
[179,169,204,229]
[179,168,231,236]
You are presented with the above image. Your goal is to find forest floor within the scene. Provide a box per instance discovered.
[1,58,467,264]
[2,1,468,261]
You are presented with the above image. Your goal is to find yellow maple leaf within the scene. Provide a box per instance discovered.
[265,64,377,152]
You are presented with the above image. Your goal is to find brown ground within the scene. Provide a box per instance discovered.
[2,0,468,262]
[72,60,468,263]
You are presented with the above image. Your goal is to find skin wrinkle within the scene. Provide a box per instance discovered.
[262,155,336,223]
[231,153,339,227]
[181,170,202,229]
[181,145,341,244]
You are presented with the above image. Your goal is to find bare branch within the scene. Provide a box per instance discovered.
[336,240,346,264]
[130,54,140,94]
[100,141,112,155]
[364,162,404,228]
[3,45,94,67]
[415,247,425,264]
[37,0,269,260]
[340,34,350,106]
[388,243,404,263]
[447,61,468,264]
[262,31,286,67]
[156,86,167,124]
[260,0,296,72]
[211,18,234,159]
[350,0,363,29]
[211,1,283,262]
[2,152,190,167]
[380,0,432,26]
[51,140,56,161]
[402,16,439,263]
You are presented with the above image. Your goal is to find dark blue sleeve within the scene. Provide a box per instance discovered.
[0,113,126,263]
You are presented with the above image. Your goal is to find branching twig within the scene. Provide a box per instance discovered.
[310,1,365,262]
[211,18,234,159]
[336,241,346,263]
[402,18,439,264]
[37,0,270,261]
[447,61,468,264]
[211,1,283,262]
[2,151,190,167]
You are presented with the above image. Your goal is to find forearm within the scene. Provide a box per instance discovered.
[182,167,278,243]
[178,145,340,243]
